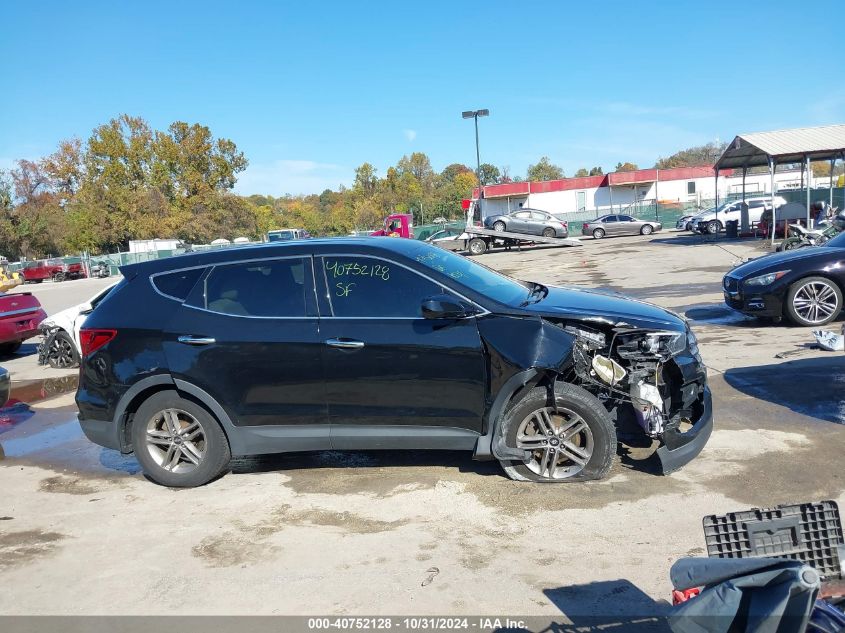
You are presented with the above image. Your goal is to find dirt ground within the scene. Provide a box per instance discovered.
[1,231,843,617]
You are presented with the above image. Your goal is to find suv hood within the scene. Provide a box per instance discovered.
[521,285,685,331]
[728,247,843,278]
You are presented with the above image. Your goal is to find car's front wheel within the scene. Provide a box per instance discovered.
[131,391,231,487]
[46,330,79,368]
[592,228,605,239]
[706,220,722,234]
[468,237,487,255]
[499,383,616,483]
[785,276,842,326]
[640,224,654,235]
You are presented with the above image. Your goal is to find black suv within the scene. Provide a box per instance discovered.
[77,238,712,487]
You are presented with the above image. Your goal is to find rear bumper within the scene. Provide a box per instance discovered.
[78,415,123,451]
[0,309,47,344]
[655,386,714,474]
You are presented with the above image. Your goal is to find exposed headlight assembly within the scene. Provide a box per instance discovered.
[641,331,686,359]
[745,270,789,286]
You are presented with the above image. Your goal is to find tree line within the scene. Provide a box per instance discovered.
[0,115,751,260]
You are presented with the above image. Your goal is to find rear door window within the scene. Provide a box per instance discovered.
[153,268,205,301]
[321,256,445,318]
[604,216,618,223]
[197,258,308,317]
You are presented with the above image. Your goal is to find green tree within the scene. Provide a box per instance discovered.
[573,168,589,178]
[589,166,603,176]
[526,156,564,181]
[353,162,378,194]
[477,163,500,185]
[614,161,639,172]
[654,142,727,169]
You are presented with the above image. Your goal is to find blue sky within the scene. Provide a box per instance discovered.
[2,0,844,196]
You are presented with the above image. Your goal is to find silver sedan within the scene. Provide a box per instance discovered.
[581,214,662,239]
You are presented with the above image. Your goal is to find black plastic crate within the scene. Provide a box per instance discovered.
[703,500,843,580]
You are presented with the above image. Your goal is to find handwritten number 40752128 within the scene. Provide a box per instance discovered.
[325,261,389,281]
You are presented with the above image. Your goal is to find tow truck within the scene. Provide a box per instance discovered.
[440,201,582,255]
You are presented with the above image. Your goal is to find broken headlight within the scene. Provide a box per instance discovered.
[635,331,686,359]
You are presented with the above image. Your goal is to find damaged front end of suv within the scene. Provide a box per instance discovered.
[476,285,713,477]
[559,319,712,474]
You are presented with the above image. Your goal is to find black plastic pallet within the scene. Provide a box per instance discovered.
[703,500,843,580]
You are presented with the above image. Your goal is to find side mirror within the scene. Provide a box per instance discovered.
[421,295,470,320]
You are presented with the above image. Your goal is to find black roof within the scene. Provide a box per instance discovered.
[120,237,432,276]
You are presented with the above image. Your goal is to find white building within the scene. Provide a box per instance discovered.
[473,165,812,218]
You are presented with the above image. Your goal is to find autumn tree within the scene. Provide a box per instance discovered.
[614,162,639,172]
[526,156,564,181]
[654,142,727,169]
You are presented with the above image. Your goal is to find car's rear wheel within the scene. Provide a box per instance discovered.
[46,330,79,368]
[785,276,842,326]
[493,221,506,232]
[499,383,616,483]
[131,391,231,487]
[468,237,487,255]
[706,220,722,234]
[542,227,556,238]
[592,228,605,239]
[640,224,654,235]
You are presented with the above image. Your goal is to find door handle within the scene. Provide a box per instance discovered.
[177,335,216,346]
[325,338,365,350]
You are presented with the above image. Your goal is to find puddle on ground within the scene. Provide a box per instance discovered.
[7,375,79,406]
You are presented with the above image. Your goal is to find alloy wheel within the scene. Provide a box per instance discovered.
[145,408,207,474]
[493,221,506,232]
[792,280,840,324]
[515,407,594,480]
[48,336,76,368]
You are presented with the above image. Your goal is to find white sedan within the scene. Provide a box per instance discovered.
[41,282,118,368]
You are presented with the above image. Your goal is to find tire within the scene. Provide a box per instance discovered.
[592,228,605,239]
[46,330,80,369]
[492,221,506,232]
[640,224,654,235]
[542,227,556,238]
[784,276,843,327]
[499,383,616,483]
[131,391,231,487]
[0,340,22,356]
[706,220,722,234]
[468,238,487,255]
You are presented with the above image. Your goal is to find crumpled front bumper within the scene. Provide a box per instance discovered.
[655,386,713,474]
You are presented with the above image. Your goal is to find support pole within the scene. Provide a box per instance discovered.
[741,166,748,233]
[831,157,836,208]
[806,154,811,228]
[770,156,777,247]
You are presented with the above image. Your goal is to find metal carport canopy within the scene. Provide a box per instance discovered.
[714,123,845,243]
[715,123,845,168]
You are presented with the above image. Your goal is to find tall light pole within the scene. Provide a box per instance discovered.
[462,109,489,186]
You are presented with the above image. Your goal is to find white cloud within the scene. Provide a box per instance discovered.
[235,159,353,196]
[403,129,417,142]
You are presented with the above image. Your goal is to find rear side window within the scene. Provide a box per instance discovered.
[202,258,307,317]
[153,268,204,300]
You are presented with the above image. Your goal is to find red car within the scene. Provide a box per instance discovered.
[22,258,86,283]
[0,292,47,355]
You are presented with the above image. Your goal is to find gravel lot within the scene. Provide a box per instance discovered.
[1,233,843,618]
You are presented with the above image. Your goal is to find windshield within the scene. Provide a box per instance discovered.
[824,231,845,248]
[409,243,529,305]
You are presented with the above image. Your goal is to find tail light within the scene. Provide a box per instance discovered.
[583,222,590,228]
[560,221,568,229]
[80,329,116,357]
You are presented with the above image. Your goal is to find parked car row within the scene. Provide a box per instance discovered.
[679,197,787,235]
[22,258,87,283]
